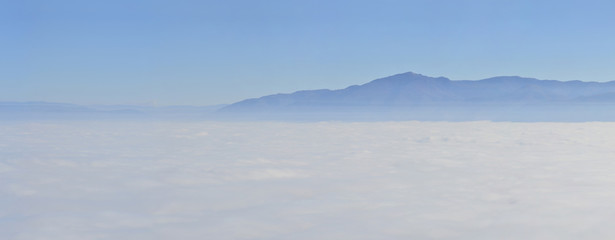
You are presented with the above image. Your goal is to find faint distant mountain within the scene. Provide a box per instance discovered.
[0,101,96,112]
[0,102,227,120]
[219,72,615,121]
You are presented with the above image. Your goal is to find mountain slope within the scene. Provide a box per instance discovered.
[219,72,615,121]
[221,72,615,111]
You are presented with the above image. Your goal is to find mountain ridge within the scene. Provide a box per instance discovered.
[0,102,228,120]
[221,72,615,112]
[218,72,615,121]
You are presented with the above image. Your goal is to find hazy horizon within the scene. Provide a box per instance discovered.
[5,71,615,107]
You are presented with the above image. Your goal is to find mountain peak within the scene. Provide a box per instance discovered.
[367,71,450,85]
[388,71,432,79]
[400,71,425,76]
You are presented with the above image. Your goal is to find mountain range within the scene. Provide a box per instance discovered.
[0,102,226,120]
[4,72,615,121]
[220,72,615,121]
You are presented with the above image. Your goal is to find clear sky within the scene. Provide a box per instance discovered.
[3,0,615,105]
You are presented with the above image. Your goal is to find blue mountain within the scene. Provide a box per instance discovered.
[219,72,615,121]
[0,102,227,120]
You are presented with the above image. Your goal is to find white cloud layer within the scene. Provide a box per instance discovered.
[2,121,615,239]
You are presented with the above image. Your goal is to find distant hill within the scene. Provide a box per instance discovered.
[0,102,227,120]
[219,72,615,121]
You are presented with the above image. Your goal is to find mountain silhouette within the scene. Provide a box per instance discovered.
[0,102,226,120]
[219,72,615,121]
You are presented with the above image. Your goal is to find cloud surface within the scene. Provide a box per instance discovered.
[2,121,615,239]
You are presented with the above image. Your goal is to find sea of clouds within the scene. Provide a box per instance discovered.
[2,121,615,239]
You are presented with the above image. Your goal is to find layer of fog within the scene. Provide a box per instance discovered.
[2,121,615,239]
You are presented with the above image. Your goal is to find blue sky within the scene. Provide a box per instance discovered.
[3,0,615,105]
